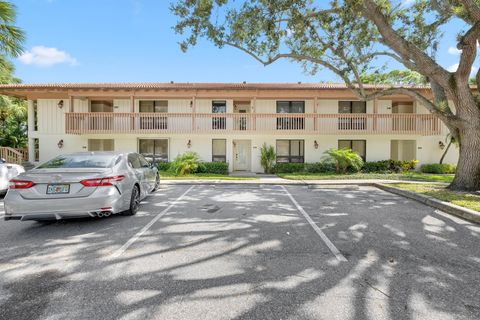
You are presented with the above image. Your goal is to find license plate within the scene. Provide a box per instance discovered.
[47,184,70,194]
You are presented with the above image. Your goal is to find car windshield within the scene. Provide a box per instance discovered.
[37,154,118,169]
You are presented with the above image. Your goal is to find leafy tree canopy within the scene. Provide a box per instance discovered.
[171,0,480,191]
[358,70,427,85]
[0,0,25,148]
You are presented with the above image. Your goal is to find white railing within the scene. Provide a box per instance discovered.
[65,112,442,135]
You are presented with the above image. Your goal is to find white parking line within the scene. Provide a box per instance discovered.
[110,185,195,259]
[280,186,347,262]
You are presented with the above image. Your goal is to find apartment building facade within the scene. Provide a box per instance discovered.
[0,83,458,172]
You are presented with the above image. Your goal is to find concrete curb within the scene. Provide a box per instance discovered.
[160,179,447,186]
[161,180,375,186]
[374,183,480,224]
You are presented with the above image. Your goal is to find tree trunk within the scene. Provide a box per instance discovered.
[449,125,480,191]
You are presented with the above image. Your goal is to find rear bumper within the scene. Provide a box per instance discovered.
[4,186,129,221]
[5,211,95,221]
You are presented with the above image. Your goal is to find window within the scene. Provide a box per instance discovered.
[88,139,114,151]
[338,101,367,130]
[33,138,39,162]
[338,140,366,161]
[212,139,226,162]
[38,154,118,169]
[139,100,168,113]
[212,101,226,130]
[138,154,151,167]
[276,101,305,130]
[128,153,141,169]
[139,100,168,130]
[276,140,304,163]
[89,100,113,131]
[33,100,38,131]
[139,139,168,163]
[90,100,113,112]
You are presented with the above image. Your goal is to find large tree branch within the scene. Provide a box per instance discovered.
[456,21,480,81]
[223,41,365,97]
[222,42,458,123]
[361,0,452,88]
[458,0,480,23]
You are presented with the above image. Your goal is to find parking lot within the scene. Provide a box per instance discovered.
[0,184,479,320]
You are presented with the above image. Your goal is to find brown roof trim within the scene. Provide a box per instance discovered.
[0,82,435,91]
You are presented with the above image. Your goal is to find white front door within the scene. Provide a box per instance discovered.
[233,140,251,171]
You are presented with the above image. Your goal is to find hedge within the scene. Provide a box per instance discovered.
[157,161,229,175]
[420,163,456,174]
[273,160,418,174]
[156,162,171,172]
[362,160,418,173]
[272,162,336,174]
[197,162,229,175]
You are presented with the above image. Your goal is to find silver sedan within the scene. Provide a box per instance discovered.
[0,159,25,196]
[4,152,160,221]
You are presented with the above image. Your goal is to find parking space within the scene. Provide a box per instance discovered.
[0,184,479,320]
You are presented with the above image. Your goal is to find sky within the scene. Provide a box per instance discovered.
[11,0,473,84]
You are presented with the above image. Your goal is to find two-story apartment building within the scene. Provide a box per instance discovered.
[0,83,458,172]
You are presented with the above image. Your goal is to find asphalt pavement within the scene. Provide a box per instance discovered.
[0,184,479,320]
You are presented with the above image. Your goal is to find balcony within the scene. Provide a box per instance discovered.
[65,112,442,135]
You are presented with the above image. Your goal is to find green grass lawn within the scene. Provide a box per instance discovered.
[277,172,454,183]
[159,172,257,180]
[388,183,480,212]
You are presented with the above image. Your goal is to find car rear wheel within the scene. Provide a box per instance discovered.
[123,185,140,216]
[152,173,160,192]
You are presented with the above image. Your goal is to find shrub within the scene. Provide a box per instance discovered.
[156,162,171,172]
[273,163,305,173]
[322,148,364,173]
[197,162,229,175]
[362,160,390,173]
[421,163,456,174]
[170,152,201,175]
[272,162,336,174]
[398,160,418,172]
[362,160,418,173]
[260,143,276,173]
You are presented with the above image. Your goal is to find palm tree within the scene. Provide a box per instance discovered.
[0,1,25,57]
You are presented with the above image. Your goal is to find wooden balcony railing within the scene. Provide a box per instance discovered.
[0,147,24,165]
[65,112,442,135]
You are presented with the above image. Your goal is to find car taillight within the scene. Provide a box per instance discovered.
[80,175,125,187]
[9,180,35,189]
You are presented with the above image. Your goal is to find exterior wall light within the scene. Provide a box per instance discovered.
[57,100,64,109]
[314,140,319,149]
[438,141,445,150]
[187,140,192,148]
[57,139,64,149]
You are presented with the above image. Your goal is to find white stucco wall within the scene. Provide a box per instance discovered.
[29,98,459,171]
